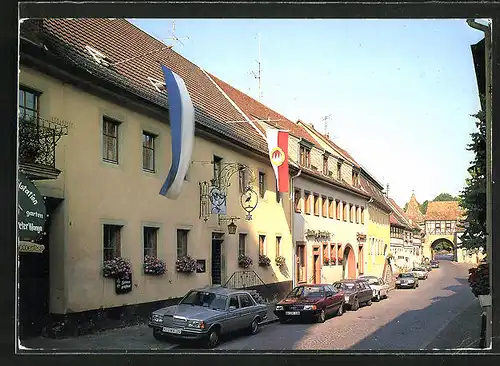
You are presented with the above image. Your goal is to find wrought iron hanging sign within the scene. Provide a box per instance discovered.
[198,161,258,222]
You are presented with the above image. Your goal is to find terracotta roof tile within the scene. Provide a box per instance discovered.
[424,201,464,221]
[29,19,269,153]
[359,175,392,213]
[208,73,323,149]
[386,197,413,229]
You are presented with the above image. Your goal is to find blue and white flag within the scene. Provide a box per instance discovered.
[159,65,195,199]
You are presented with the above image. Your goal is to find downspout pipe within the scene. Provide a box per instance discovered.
[466,18,492,349]
[290,169,302,288]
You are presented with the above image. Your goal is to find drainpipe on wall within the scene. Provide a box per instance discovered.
[466,18,492,349]
[290,169,302,288]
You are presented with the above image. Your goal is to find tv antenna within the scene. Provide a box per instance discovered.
[111,20,189,67]
[321,114,332,135]
[250,33,262,102]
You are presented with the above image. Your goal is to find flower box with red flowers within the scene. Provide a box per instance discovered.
[238,255,253,269]
[143,255,166,275]
[102,257,132,278]
[275,255,286,268]
[176,255,200,273]
[259,254,271,267]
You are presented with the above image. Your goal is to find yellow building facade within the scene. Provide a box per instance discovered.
[20,46,293,314]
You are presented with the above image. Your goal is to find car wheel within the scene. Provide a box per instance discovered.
[316,309,326,323]
[376,293,381,302]
[206,328,220,348]
[366,299,372,306]
[336,303,344,317]
[153,329,165,341]
[351,298,360,311]
[249,318,260,335]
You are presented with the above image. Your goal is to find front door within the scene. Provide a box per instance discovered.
[211,234,224,285]
[313,254,321,284]
[296,244,306,284]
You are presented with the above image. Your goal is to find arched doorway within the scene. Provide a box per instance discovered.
[343,244,356,279]
[431,238,456,261]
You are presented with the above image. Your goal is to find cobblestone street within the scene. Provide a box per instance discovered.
[21,260,481,352]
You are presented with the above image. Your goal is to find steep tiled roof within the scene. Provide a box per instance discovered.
[298,121,360,168]
[359,175,392,213]
[424,201,464,221]
[386,197,413,230]
[208,73,322,148]
[23,19,269,153]
[405,193,425,223]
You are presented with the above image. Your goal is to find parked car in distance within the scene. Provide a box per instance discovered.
[333,279,373,311]
[420,263,432,272]
[411,267,428,280]
[358,275,390,301]
[431,260,440,268]
[148,286,268,348]
[395,273,419,289]
[274,284,344,324]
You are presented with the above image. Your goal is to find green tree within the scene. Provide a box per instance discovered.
[459,104,486,250]
[419,200,428,215]
[433,193,458,201]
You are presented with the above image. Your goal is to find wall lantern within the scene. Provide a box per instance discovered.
[227,220,238,235]
[217,215,240,235]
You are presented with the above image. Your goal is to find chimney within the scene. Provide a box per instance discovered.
[326,133,330,138]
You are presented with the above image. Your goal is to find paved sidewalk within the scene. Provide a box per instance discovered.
[20,303,278,351]
[424,299,483,350]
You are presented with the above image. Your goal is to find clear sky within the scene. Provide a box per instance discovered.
[129,19,485,207]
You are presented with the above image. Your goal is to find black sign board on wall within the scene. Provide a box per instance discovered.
[18,172,47,243]
[115,273,133,295]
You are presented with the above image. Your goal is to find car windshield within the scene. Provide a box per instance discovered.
[400,273,414,278]
[287,286,325,299]
[361,277,380,285]
[180,291,228,310]
[334,282,356,290]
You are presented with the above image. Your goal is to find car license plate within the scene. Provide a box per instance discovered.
[285,311,300,315]
[162,327,182,335]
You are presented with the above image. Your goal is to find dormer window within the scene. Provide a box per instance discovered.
[352,170,360,187]
[322,154,329,175]
[148,77,166,92]
[85,46,110,66]
[299,145,311,168]
[337,161,343,180]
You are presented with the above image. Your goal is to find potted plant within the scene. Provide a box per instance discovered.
[330,256,337,265]
[259,254,271,267]
[275,255,286,268]
[175,255,199,274]
[468,263,490,306]
[238,254,253,269]
[102,257,132,278]
[143,255,166,276]
[323,256,330,266]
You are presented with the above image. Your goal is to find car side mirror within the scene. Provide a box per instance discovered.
[228,306,237,311]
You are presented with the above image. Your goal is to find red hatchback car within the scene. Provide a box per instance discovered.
[273,284,345,323]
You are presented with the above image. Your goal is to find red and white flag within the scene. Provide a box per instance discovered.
[266,128,289,192]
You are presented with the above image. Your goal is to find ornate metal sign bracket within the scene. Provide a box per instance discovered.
[198,161,259,222]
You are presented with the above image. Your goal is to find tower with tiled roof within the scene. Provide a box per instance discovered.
[405,192,425,225]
